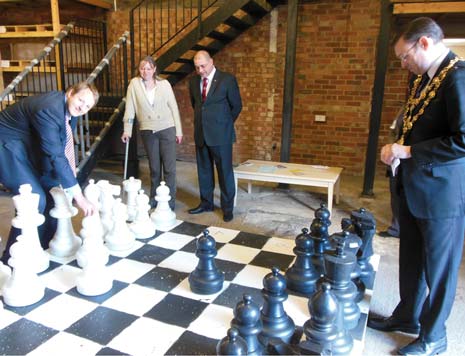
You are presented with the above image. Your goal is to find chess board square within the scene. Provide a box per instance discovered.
[216,243,261,264]
[48,253,77,265]
[214,258,247,281]
[249,250,295,271]
[25,293,97,331]
[39,264,81,293]
[106,317,185,356]
[108,240,145,258]
[3,288,61,316]
[157,250,199,273]
[0,318,59,355]
[38,260,65,275]
[202,226,240,243]
[107,257,155,284]
[0,307,20,329]
[155,219,183,232]
[67,280,129,304]
[169,278,230,303]
[229,231,270,249]
[262,236,296,255]
[28,330,103,356]
[170,221,208,236]
[165,330,218,355]
[180,239,226,253]
[126,244,175,265]
[148,231,196,250]
[284,294,311,327]
[213,283,264,309]
[135,266,189,292]
[144,294,209,328]
[65,306,138,345]
[187,303,233,339]
[97,346,129,355]
[231,264,272,288]
[102,283,167,316]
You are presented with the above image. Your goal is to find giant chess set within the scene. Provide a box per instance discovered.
[0,177,379,355]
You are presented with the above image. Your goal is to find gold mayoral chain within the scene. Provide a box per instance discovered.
[397,56,461,145]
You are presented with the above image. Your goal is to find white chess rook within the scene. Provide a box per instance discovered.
[11,184,49,273]
[129,189,156,239]
[48,187,81,257]
[122,176,142,223]
[150,181,176,230]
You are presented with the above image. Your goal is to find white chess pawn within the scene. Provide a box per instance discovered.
[122,176,142,222]
[105,198,135,251]
[75,229,113,296]
[150,181,176,230]
[2,235,45,307]
[48,187,81,257]
[11,184,49,273]
[83,179,105,240]
[97,180,121,235]
[76,211,108,269]
[129,189,156,239]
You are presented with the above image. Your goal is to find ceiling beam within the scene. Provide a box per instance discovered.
[76,0,113,10]
[393,1,465,14]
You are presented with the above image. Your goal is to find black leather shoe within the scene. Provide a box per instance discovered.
[378,230,399,238]
[223,212,233,222]
[367,315,420,334]
[188,205,213,214]
[398,336,447,356]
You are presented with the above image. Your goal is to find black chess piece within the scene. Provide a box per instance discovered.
[260,267,296,344]
[300,282,338,355]
[309,217,331,275]
[188,229,225,294]
[216,328,248,355]
[319,233,360,330]
[285,227,320,295]
[231,294,263,355]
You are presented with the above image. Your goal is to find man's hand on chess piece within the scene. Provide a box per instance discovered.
[74,193,96,216]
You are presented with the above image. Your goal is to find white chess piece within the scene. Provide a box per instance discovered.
[75,228,113,296]
[0,243,11,290]
[83,179,105,240]
[11,184,49,273]
[129,189,156,239]
[150,181,176,230]
[122,176,142,222]
[105,198,136,251]
[76,207,108,269]
[48,187,81,257]
[97,180,121,235]
[2,235,45,307]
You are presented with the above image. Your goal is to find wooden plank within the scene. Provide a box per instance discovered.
[0,31,55,38]
[76,0,113,10]
[393,1,465,14]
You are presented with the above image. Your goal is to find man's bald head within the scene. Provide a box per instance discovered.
[193,50,214,78]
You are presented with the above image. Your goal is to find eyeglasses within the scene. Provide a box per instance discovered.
[398,41,418,62]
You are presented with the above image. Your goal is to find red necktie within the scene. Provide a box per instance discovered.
[65,115,76,177]
[202,77,208,102]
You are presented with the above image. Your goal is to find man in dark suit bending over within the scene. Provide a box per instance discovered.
[368,17,465,356]
[0,82,98,263]
[188,50,242,222]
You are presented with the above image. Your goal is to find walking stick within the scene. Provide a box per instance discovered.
[123,139,129,180]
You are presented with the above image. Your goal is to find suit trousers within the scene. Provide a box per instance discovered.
[0,139,57,263]
[195,143,235,214]
[393,189,465,342]
[140,127,177,210]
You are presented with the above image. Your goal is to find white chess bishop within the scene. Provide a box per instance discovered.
[105,198,136,251]
[151,181,176,230]
[11,184,49,273]
[122,176,142,222]
[2,235,45,307]
[48,187,81,257]
[129,189,156,239]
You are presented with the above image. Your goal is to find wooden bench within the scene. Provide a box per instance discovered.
[234,159,343,213]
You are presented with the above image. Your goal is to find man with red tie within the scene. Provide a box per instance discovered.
[188,50,242,222]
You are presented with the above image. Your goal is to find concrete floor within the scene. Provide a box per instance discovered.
[1,158,464,355]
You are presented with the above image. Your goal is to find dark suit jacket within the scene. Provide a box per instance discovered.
[189,68,242,146]
[401,51,465,219]
[0,91,78,189]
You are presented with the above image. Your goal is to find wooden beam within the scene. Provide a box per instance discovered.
[393,1,465,14]
[51,0,62,91]
[76,0,113,10]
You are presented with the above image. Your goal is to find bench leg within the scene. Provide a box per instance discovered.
[335,176,341,204]
[328,184,334,215]
[247,181,252,194]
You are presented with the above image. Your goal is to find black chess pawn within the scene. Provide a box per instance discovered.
[309,217,331,275]
[285,227,320,295]
[231,294,263,355]
[315,203,331,227]
[320,235,360,330]
[260,267,296,344]
[189,229,224,295]
[216,328,248,356]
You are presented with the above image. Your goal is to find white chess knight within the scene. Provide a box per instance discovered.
[2,235,45,307]
[129,189,156,239]
[75,228,113,296]
[122,176,142,222]
[11,184,49,273]
[150,181,176,230]
[96,180,121,235]
[48,187,81,257]
[105,198,136,251]
[83,179,105,239]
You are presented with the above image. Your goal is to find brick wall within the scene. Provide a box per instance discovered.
[106,0,411,176]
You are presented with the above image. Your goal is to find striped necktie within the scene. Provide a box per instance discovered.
[65,114,76,176]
